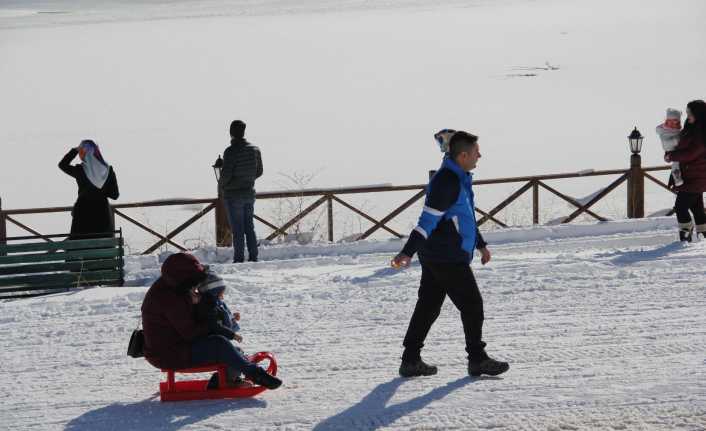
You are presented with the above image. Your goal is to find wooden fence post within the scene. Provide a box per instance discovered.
[0,197,7,255]
[327,194,334,242]
[627,154,644,218]
[215,196,232,247]
[532,180,539,224]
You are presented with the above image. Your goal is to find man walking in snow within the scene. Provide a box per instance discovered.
[219,120,263,263]
[392,129,509,378]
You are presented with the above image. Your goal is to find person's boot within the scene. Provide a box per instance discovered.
[679,228,693,243]
[206,372,220,390]
[247,367,282,390]
[468,356,510,377]
[231,375,253,388]
[696,225,706,240]
[399,357,438,377]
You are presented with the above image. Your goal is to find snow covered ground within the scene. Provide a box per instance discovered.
[1,220,705,430]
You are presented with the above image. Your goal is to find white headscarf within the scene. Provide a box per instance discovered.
[79,140,111,189]
[434,129,457,153]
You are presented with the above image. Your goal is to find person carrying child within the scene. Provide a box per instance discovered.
[664,100,706,242]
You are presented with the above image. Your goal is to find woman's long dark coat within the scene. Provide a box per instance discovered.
[59,148,119,238]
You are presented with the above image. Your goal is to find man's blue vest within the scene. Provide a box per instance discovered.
[415,157,478,260]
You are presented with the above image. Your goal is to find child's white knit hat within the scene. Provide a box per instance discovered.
[666,108,682,120]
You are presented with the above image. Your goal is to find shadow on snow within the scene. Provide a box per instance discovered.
[313,375,490,430]
[605,241,689,266]
[349,261,420,285]
[65,395,267,431]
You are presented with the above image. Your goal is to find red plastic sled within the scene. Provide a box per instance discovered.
[159,351,278,402]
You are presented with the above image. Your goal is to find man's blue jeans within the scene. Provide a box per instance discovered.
[191,335,258,381]
[223,197,258,262]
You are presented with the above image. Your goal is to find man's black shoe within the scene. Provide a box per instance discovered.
[468,357,509,377]
[679,229,693,243]
[248,367,282,390]
[399,358,438,377]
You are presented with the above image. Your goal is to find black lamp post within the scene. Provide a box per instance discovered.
[212,155,223,182]
[627,127,644,219]
[628,127,644,154]
[212,154,231,246]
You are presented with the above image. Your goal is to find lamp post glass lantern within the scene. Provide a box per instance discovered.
[212,155,223,181]
[628,127,644,154]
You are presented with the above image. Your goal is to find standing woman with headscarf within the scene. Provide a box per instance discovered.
[665,100,706,242]
[58,140,119,238]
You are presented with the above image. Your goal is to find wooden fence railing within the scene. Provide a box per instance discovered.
[0,161,673,255]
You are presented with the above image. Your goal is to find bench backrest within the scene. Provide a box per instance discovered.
[0,230,124,300]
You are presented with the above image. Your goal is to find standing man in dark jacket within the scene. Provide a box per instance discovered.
[219,120,263,263]
[391,130,509,378]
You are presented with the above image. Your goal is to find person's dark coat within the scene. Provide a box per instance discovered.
[218,138,263,200]
[669,129,706,193]
[141,253,209,370]
[58,148,119,238]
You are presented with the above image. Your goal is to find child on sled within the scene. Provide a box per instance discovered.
[193,271,251,389]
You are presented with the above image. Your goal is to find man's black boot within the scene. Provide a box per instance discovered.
[468,356,509,377]
[696,225,706,240]
[679,229,693,243]
[399,358,438,377]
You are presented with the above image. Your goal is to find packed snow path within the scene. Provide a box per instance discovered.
[1,227,705,430]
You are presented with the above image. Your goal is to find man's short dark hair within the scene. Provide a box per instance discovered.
[448,131,478,159]
[230,120,246,139]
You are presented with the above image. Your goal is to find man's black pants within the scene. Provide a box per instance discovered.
[402,259,487,362]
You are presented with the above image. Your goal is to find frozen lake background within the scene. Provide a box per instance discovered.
[1,0,705,248]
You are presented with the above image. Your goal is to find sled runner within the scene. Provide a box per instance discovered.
[159,351,277,402]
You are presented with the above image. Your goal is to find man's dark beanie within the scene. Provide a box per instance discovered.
[230,120,246,139]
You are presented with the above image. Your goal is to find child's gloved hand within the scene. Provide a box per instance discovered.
[233,334,243,343]
[233,312,241,321]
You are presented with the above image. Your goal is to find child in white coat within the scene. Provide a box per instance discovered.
[656,108,683,187]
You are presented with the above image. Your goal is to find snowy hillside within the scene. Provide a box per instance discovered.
[1,220,705,430]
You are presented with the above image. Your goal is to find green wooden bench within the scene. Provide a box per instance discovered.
[0,230,125,300]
